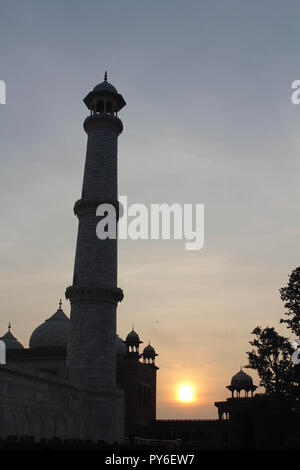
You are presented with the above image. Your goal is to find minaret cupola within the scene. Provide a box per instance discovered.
[125,327,143,355]
[83,71,126,116]
[142,342,158,365]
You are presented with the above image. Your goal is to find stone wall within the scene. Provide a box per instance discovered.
[0,364,124,443]
[117,354,157,437]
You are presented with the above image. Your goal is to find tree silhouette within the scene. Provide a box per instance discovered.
[246,326,296,396]
[280,266,300,337]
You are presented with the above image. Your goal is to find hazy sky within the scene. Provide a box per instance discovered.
[1,0,300,418]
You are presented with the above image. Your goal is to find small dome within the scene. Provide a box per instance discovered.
[0,324,24,350]
[29,301,69,349]
[143,343,156,358]
[116,335,126,355]
[93,71,118,93]
[126,328,141,346]
[93,81,118,94]
[231,369,253,387]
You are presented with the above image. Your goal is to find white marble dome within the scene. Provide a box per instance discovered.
[93,80,118,93]
[29,303,69,349]
[0,325,24,350]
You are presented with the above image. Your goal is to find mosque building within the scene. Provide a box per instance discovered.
[0,306,158,440]
[0,75,268,449]
[0,75,158,442]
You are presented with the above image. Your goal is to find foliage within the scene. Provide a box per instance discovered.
[280,266,300,336]
[246,326,297,396]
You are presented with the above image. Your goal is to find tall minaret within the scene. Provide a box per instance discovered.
[65,74,125,397]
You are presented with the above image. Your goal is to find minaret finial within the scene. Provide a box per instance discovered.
[104,70,108,82]
[8,322,11,332]
[59,299,62,309]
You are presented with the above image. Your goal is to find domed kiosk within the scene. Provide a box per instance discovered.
[215,368,258,421]
[227,368,257,398]
[125,327,143,355]
[142,342,158,365]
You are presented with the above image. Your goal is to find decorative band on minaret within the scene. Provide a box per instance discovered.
[65,74,126,387]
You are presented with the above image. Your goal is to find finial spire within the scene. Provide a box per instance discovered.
[104,70,108,82]
[59,299,62,309]
[8,322,11,332]
[132,324,134,331]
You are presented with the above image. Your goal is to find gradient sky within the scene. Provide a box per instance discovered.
[1,0,300,418]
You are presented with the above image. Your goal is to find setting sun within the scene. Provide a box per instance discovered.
[178,385,194,403]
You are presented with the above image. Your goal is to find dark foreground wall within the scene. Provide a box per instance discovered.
[0,364,124,443]
[150,420,229,449]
